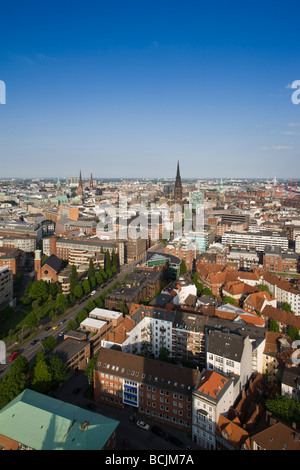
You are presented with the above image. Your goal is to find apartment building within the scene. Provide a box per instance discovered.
[0,221,43,243]
[192,369,237,450]
[47,235,125,266]
[0,247,24,276]
[164,237,197,271]
[122,305,173,358]
[0,266,13,310]
[94,347,200,431]
[105,270,163,311]
[222,230,289,252]
[0,235,37,252]
[263,245,298,273]
[261,271,300,316]
[205,329,253,389]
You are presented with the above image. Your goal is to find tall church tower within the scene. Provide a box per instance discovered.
[78,170,83,196]
[90,172,94,191]
[174,160,183,204]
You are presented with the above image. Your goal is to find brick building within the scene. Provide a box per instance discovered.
[263,245,298,273]
[34,250,63,282]
[94,347,200,431]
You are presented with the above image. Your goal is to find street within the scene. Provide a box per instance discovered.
[0,259,140,377]
[53,370,202,452]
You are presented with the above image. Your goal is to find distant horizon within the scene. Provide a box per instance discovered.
[0,175,299,182]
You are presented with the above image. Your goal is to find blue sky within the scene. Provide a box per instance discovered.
[0,0,300,179]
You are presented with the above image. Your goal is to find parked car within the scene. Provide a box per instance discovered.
[170,436,184,448]
[123,438,131,450]
[52,325,59,330]
[45,326,51,331]
[151,425,165,438]
[8,351,19,361]
[136,420,150,431]
[30,339,38,346]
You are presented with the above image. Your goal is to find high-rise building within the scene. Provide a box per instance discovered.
[174,160,183,204]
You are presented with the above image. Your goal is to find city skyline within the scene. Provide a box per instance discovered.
[0,1,300,179]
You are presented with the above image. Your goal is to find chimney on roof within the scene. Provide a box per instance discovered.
[80,420,89,430]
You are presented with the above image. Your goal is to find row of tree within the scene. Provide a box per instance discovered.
[0,352,68,410]
[17,252,118,339]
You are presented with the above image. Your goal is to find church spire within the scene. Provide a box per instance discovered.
[176,160,181,180]
[78,170,83,196]
[174,160,182,204]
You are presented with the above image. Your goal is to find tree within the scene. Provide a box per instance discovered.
[56,293,68,312]
[86,300,95,313]
[180,260,187,275]
[0,359,27,409]
[96,271,103,285]
[49,283,58,297]
[85,357,97,384]
[69,265,78,295]
[266,394,300,429]
[26,311,39,328]
[47,356,68,386]
[66,318,77,331]
[88,259,95,279]
[29,280,49,301]
[105,250,111,272]
[281,302,294,314]
[76,309,88,324]
[73,284,83,298]
[223,296,239,306]
[94,296,104,308]
[111,249,118,268]
[287,326,300,342]
[256,284,271,295]
[201,287,214,297]
[158,347,171,363]
[42,335,57,351]
[82,279,91,295]
[269,318,280,333]
[119,300,128,315]
[31,353,53,394]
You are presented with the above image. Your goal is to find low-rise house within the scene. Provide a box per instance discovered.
[261,305,300,334]
[243,290,277,314]
[251,413,300,450]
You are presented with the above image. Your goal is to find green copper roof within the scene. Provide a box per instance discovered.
[0,389,119,450]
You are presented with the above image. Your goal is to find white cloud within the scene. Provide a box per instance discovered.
[261,145,294,150]
[288,122,300,127]
[282,131,300,135]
